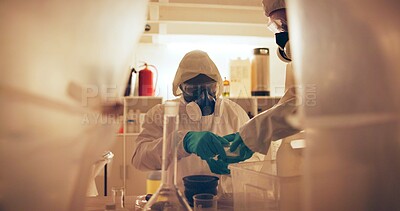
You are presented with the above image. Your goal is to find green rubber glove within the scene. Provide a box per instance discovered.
[206,158,230,175]
[223,132,254,163]
[183,131,229,160]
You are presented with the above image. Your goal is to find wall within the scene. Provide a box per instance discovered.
[134,34,287,100]
[0,1,148,210]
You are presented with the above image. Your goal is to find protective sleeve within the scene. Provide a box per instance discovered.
[131,104,191,171]
[222,99,250,128]
[239,87,301,154]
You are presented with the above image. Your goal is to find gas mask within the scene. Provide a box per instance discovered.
[267,16,292,62]
[276,32,292,62]
[180,81,217,116]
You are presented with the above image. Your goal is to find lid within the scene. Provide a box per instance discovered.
[182,175,219,189]
[253,48,269,55]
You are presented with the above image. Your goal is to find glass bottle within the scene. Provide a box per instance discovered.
[222,77,230,97]
[143,101,192,211]
[111,187,125,209]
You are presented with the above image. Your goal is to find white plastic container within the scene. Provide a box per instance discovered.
[230,161,303,211]
[229,58,251,97]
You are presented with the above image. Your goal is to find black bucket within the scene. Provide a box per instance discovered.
[182,175,219,206]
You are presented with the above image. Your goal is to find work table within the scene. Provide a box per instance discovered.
[85,195,233,211]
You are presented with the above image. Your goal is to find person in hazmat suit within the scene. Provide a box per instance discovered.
[225,0,304,166]
[131,50,262,193]
[227,0,301,158]
[196,0,303,164]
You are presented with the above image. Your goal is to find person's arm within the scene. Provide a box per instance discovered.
[239,87,300,154]
[131,104,191,171]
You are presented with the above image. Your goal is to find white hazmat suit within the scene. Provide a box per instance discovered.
[132,50,257,193]
[240,64,300,154]
[238,0,302,155]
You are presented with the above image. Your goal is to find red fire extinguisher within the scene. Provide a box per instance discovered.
[138,63,158,96]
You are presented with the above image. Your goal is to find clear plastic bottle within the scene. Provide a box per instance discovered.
[112,186,125,209]
[143,101,192,211]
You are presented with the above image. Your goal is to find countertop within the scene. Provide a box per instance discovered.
[85,195,233,211]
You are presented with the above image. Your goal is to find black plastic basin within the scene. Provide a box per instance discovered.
[182,175,219,206]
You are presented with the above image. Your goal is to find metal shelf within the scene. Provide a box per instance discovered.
[116,133,140,137]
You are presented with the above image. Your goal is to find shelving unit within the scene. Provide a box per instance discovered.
[96,96,163,196]
[141,0,273,43]
[228,96,281,118]
[116,133,141,137]
[121,96,162,195]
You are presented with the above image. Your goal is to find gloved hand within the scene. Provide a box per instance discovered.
[223,132,254,163]
[183,131,229,160]
[184,131,231,174]
[206,158,230,175]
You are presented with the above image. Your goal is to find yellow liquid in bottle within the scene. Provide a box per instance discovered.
[223,77,230,97]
